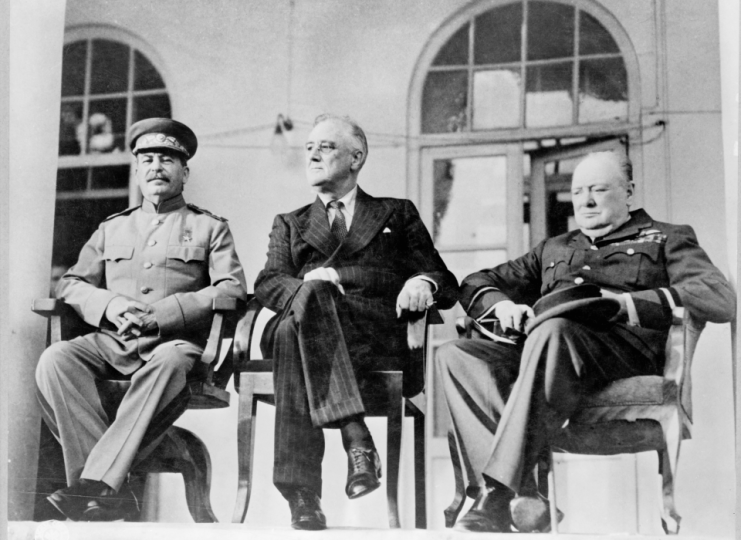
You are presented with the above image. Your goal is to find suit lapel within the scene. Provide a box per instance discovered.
[339,187,393,258]
[295,197,339,257]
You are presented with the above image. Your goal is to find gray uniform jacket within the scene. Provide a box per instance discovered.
[57,194,247,374]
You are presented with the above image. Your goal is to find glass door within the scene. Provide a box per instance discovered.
[420,144,523,528]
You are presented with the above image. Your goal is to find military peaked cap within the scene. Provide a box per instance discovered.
[129,118,198,159]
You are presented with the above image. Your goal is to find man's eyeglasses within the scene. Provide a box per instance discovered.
[305,142,337,154]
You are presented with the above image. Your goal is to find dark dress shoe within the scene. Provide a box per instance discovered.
[453,484,512,533]
[510,493,564,532]
[48,479,140,522]
[345,446,382,499]
[287,487,327,531]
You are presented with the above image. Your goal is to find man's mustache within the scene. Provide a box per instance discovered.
[147,175,170,182]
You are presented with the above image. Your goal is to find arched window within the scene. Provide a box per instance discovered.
[53,30,172,270]
[421,0,629,134]
[59,38,171,156]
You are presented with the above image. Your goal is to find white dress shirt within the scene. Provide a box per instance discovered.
[318,186,357,230]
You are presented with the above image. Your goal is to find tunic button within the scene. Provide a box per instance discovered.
[574,277,584,285]
[152,219,161,225]
[141,287,152,294]
[148,240,156,247]
[549,261,555,267]
[582,265,591,270]
[143,262,153,269]
[590,245,598,251]
[627,248,635,255]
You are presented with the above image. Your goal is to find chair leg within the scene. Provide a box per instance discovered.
[232,372,258,523]
[547,451,559,534]
[167,426,218,523]
[385,372,403,529]
[659,413,682,534]
[412,408,426,529]
[444,428,467,528]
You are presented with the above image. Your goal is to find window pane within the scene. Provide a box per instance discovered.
[90,40,129,94]
[134,51,166,90]
[526,62,573,127]
[474,3,522,65]
[422,70,468,133]
[433,23,469,66]
[91,165,131,190]
[433,155,508,247]
[527,2,574,61]
[87,99,127,153]
[440,249,508,283]
[59,102,83,156]
[133,94,172,123]
[56,168,88,192]
[578,58,628,123]
[473,69,521,129]
[61,41,87,97]
[579,11,620,55]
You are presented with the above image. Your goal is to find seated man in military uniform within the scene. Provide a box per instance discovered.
[36,118,247,521]
[437,151,735,533]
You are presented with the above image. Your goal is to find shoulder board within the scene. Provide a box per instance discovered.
[187,203,228,222]
[102,206,140,222]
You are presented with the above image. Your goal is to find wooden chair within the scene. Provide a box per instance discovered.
[231,296,441,528]
[32,296,244,523]
[444,307,704,534]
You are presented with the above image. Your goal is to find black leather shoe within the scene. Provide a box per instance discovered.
[510,493,564,532]
[287,487,327,531]
[453,484,513,533]
[48,479,140,522]
[345,446,382,499]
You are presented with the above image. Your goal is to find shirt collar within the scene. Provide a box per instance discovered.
[141,194,187,214]
[318,185,358,216]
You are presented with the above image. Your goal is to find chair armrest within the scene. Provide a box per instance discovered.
[32,298,64,316]
[199,296,243,366]
[212,297,238,312]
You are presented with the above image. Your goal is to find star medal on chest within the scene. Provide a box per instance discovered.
[182,228,193,243]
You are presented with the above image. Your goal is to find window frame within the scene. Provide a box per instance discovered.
[59,26,176,206]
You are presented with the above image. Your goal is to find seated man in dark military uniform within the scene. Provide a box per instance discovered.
[36,118,247,521]
[437,151,735,533]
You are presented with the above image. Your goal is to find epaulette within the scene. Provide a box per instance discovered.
[102,205,140,222]
[187,203,228,222]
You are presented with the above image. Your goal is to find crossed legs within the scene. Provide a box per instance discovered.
[437,318,658,531]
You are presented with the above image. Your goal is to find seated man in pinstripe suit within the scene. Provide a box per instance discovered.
[254,113,459,530]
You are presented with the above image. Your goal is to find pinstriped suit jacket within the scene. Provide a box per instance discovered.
[255,187,458,360]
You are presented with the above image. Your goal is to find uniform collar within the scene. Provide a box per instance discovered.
[141,194,187,214]
[569,208,653,248]
[590,208,653,245]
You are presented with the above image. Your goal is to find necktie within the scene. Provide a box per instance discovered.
[329,200,348,242]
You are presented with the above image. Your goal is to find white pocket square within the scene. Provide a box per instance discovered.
[383,227,391,233]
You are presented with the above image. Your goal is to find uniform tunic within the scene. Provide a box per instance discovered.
[36,194,247,489]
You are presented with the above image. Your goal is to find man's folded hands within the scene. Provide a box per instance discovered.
[105,297,159,340]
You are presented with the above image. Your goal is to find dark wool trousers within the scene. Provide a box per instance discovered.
[436,317,661,493]
[271,280,370,497]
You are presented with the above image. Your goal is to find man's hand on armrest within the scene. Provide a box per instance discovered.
[493,300,534,333]
[304,267,345,295]
[396,277,434,317]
